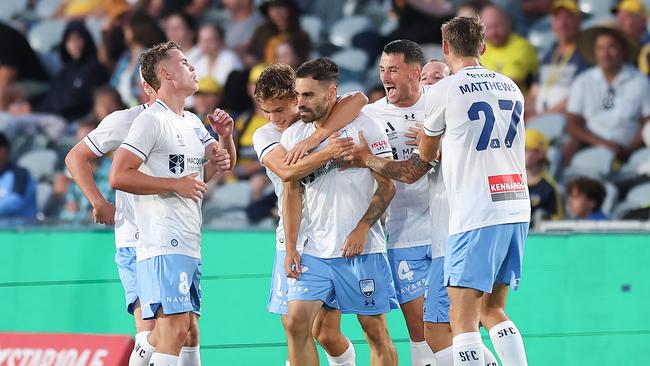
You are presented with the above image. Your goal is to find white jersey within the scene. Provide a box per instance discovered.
[423,66,530,235]
[252,122,306,252]
[121,99,216,261]
[362,89,433,251]
[427,167,449,258]
[280,113,392,259]
[84,104,147,249]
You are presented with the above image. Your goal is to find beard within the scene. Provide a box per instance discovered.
[299,101,328,123]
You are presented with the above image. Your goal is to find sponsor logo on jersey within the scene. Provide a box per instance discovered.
[169,154,185,174]
[359,279,375,297]
[488,174,528,202]
[371,139,390,152]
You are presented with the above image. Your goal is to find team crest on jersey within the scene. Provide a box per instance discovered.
[359,279,375,297]
[169,154,185,174]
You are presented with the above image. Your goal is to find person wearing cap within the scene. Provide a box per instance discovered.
[194,77,224,127]
[564,24,650,164]
[613,0,650,75]
[480,3,539,93]
[526,129,564,226]
[527,0,589,119]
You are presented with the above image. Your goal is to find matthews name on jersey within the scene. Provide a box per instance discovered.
[423,66,530,235]
[280,113,392,259]
[362,87,434,252]
[121,99,216,261]
[84,104,147,249]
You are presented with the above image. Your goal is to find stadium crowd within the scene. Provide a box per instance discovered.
[0,0,649,227]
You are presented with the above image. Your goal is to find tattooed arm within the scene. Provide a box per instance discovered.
[344,132,440,184]
[341,171,396,258]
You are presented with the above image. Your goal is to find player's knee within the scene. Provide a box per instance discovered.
[360,317,390,347]
[313,328,339,350]
[479,302,506,324]
[284,313,311,339]
[167,326,191,346]
[185,326,200,347]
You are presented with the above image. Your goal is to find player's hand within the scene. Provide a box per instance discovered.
[405,123,423,146]
[324,132,355,160]
[341,225,369,258]
[285,249,302,279]
[284,135,319,165]
[342,131,372,168]
[92,199,116,225]
[209,145,231,172]
[208,108,234,137]
[173,172,208,201]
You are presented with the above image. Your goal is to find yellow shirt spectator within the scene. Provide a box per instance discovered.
[481,34,539,93]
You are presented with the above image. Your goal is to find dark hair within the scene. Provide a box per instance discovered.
[94,85,127,110]
[0,132,9,150]
[140,41,182,91]
[60,20,97,63]
[166,12,197,33]
[128,11,167,48]
[295,57,339,86]
[255,63,297,101]
[383,40,424,65]
[566,177,606,210]
[441,16,486,58]
[200,22,225,42]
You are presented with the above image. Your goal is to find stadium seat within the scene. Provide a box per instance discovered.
[379,14,398,36]
[329,16,373,47]
[613,182,650,218]
[580,0,617,17]
[547,145,563,179]
[528,15,556,55]
[331,48,368,82]
[36,182,52,212]
[580,15,617,31]
[36,0,62,19]
[421,44,444,62]
[27,19,66,53]
[620,147,650,176]
[337,81,366,95]
[0,0,28,20]
[563,146,615,180]
[17,149,58,182]
[527,113,567,144]
[601,181,619,215]
[300,15,323,44]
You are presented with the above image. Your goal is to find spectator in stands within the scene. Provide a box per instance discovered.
[613,0,650,75]
[54,0,130,20]
[163,12,200,63]
[136,0,211,19]
[222,0,265,55]
[456,0,490,18]
[480,4,539,93]
[193,77,223,126]
[527,0,589,119]
[565,25,650,164]
[388,0,454,44]
[419,59,450,85]
[247,0,311,66]
[110,11,165,107]
[274,36,309,71]
[566,177,608,220]
[522,0,554,24]
[1,85,31,115]
[194,23,243,86]
[0,133,37,219]
[35,21,109,122]
[59,121,113,222]
[526,129,564,224]
[92,86,126,124]
[0,23,49,102]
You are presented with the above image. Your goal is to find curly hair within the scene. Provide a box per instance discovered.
[254,63,297,102]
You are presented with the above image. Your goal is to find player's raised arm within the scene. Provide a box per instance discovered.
[282,179,303,279]
[208,108,237,168]
[284,91,368,164]
[65,141,115,224]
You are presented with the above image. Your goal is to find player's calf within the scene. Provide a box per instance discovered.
[357,314,397,366]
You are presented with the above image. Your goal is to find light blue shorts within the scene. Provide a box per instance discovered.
[387,245,432,304]
[136,254,202,319]
[287,253,399,315]
[423,256,450,323]
[115,247,138,314]
[445,222,529,293]
[268,250,289,315]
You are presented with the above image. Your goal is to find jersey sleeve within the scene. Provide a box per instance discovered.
[253,128,280,165]
[280,126,296,151]
[189,113,217,148]
[84,110,129,156]
[360,116,392,157]
[121,113,161,161]
[422,82,447,137]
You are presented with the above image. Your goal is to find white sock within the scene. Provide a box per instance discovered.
[482,344,498,366]
[129,331,156,366]
[453,332,485,366]
[410,340,436,366]
[178,346,201,366]
[326,337,356,366]
[149,352,179,366]
[285,361,291,366]
[489,320,527,366]
[435,346,453,366]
